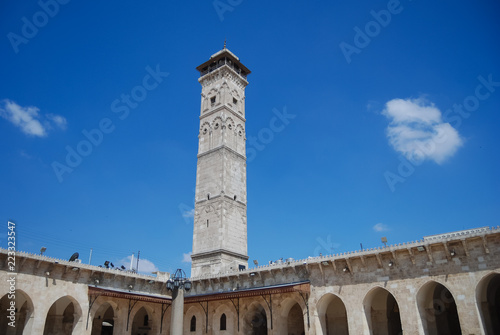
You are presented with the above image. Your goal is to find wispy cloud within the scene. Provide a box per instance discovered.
[45,113,67,130]
[373,223,389,232]
[182,252,192,263]
[0,99,66,137]
[19,150,34,159]
[382,98,463,164]
[182,208,195,218]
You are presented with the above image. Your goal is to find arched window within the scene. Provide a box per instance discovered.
[220,313,227,330]
[143,314,149,326]
[190,315,196,332]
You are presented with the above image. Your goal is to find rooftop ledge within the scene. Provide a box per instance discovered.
[190,225,500,281]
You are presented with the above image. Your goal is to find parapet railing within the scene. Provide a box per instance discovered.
[190,225,500,281]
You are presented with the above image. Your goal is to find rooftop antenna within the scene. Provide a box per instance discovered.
[88,248,93,265]
[136,250,140,272]
[130,253,134,271]
[381,237,388,247]
[224,38,226,49]
[40,247,47,255]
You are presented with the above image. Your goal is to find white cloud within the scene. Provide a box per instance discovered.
[119,255,159,273]
[182,252,192,263]
[46,113,67,130]
[382,98,463,164]
[19,150,34,159]
[182,208,195,218]
[0,99,66,137]
[373,223,389,232]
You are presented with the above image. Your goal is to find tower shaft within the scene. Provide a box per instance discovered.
[191,48,251,277]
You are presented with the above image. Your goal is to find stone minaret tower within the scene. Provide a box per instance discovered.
[191,46,251,277]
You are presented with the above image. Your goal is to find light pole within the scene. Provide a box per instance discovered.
[167,269,192,335]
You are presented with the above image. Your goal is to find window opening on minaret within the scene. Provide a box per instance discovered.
[211,96,216,106]
[234,195,237,201]
[207,194,210,200]
[207,219,209,227]
[233,98,238,105]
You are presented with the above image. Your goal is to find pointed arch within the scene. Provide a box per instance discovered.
[43,295,82,335]
[0,289,34,334]
[476,272,500,334]
[224,117,236,150]
[287,303,305,335]
[212,116,224,147]
[417,280,461,335]
[235,124,245,153]
[91,301,116,335]
[199,121,212,152]
[131,306,152,334]
[243,301,268,335]
[363,286,402,335]
[317,293,349,335]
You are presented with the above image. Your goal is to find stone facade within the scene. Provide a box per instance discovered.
[1,48,499,335]
[1,227,500,334]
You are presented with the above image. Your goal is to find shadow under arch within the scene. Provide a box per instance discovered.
[476,272,500,335]
[242,300,269,335]
[417,280,461,335]
[316,293,349,335]
[363,286,402,335]
[279,296,305,335]
[91,301,117,335]
[131,306,153,335]
[43,295,83,335]
[0,289,35,334]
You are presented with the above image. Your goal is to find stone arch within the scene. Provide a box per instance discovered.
[235,124,244,137]
[225,117,235,132]
[220,81,230,105]
[316,293,349,335]
[42,295,82,335]
[242,300,269,335]
[0,289,34,334]
[207,88,219,108]
[235,124,245,153]
[131,306,153,335]
[212,116,224,147]
[199,121,212,152]
[230,89,242,114]
[476,272,500,334]
[185,304,203,334]
[212,116,223,131]
[90,301,117,335]
[224,117,236,150]
[417,280,461,335]
[278,296,305,335]
[363,286,402,335]
[212,303,234,334]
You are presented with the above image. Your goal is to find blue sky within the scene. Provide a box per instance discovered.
[1,0,499,276]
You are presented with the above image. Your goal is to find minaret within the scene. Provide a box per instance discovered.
[191,46,251,277]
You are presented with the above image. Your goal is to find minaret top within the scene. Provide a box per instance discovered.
[196,46,251,79]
